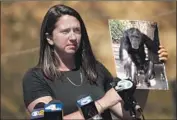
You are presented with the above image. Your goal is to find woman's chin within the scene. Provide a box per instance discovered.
[65,47,79,54]
[65,49,77,54]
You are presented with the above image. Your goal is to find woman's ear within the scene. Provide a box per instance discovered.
[45,33,54,45]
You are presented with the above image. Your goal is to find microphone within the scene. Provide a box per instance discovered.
[44,100,63,120]
[110,77,144,119]
[76,95,103,120]
[30,102,45,120]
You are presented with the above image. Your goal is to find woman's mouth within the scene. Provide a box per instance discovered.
[67,44,77,49]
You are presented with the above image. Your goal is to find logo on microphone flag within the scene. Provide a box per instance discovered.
[44,103,63,112]
[31,108,44,119]
[77,96,93,107]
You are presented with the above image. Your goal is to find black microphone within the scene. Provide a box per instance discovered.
[110,77,143,119]
[30,102,45,120]
[44,100,63,120]
[76,95,103,120]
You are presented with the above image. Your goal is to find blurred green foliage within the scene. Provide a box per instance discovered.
[109,19,125,43]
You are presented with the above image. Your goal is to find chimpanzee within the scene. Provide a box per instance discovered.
[119,27,157,87]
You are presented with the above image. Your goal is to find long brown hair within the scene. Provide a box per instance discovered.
[37,4,98,84]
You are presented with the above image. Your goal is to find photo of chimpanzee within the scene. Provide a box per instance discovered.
[109,20,168,90]
[119,27,156,87]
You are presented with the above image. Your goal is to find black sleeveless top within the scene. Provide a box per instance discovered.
[23,62,114,119]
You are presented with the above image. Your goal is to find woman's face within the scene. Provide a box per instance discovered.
[50,15,81,55]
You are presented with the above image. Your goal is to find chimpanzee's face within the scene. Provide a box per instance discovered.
[128,28,142,50]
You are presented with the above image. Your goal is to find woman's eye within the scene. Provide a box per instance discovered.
[61,29,70,34]
[74,28,81,34]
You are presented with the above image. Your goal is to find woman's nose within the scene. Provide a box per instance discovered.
[69,31,77,40]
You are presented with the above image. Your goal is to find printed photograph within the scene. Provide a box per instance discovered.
[108,20,169,90]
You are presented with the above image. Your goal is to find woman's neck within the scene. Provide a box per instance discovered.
[54,51,76,71]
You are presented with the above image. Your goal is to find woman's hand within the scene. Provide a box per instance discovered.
[158,45,168,62]
[97,88,122,112]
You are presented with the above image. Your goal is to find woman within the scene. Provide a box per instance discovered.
[23,4,168,119]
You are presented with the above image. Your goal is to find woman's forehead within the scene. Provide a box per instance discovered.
[55,15,81,29]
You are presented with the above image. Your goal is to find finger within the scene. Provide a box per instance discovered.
[159,57,167,61]
[159,56,168,61]
[159,45,164,49]
[159,52,168,58]
[158,49,167,54]
[158,47,167,51]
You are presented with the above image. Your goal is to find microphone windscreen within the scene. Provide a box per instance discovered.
[44,99,63,120]
[77,95,102,120]
[48,99,62,104]
[30,102,45,120]
[77,94,89,102]
[34,102,45,109]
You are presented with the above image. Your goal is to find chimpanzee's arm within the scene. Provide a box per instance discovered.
[142,34,157,54]
[119,37,129,60]
[144,61,154,86]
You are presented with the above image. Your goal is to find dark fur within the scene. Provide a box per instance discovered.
[119,28,155,87]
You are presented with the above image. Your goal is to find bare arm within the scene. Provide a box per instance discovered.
[110,101,131,120]
[63,111,84,119]
[28,96,84,119]
[28,96,106,120]
[63,98,107,119]
[27,96,53,113]
[110,89,149,120]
